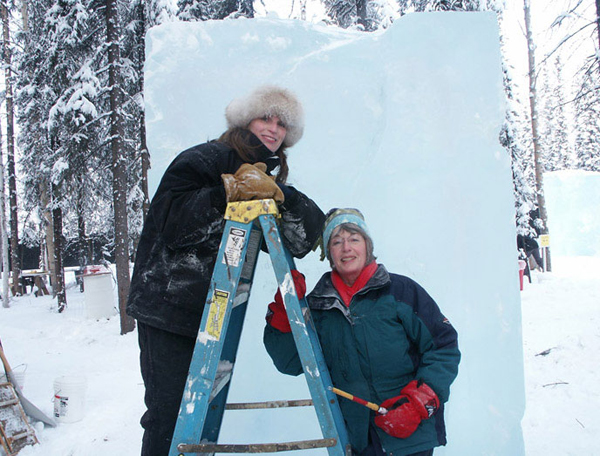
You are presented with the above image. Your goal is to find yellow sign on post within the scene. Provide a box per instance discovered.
[539,234,550,247]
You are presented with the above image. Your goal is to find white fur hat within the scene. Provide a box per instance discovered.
[225,85,304,147]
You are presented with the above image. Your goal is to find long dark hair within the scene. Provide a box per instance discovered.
[218,127,289,184]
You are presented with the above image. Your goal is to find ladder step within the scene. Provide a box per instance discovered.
[225,399,313,410]
[9,430,33,441]
[0,398,19,408]
[178,438,338,453]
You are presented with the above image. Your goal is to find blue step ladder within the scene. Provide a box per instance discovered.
[169,199,350,456]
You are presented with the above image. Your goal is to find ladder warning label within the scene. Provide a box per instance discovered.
[223,227,247,267]
[207,289,230,339]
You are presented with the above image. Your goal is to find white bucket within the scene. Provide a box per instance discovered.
[84,273,116,319]
[0,364,27,390]
[53,375,87,423]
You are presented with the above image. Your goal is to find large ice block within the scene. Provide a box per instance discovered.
[145,12,525,454]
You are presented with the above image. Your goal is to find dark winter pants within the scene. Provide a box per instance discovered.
[138,322,196,456]
[358,425,434,456]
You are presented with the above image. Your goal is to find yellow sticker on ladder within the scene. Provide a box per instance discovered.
[206,289,230,340]
[539,234,550,247]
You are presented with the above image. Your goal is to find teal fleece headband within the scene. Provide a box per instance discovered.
[319,208,370,261]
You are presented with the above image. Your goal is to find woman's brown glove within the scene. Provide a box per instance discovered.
[221,163,285,203]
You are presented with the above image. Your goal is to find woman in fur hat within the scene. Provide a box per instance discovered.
[127,85,325,456]
[264,208,460,456]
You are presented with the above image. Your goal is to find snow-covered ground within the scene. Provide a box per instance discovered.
[520,256,600,455]
[0,254,598,455]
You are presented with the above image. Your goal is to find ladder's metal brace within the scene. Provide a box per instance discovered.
[178,438,338,453]
[225,399,314,410]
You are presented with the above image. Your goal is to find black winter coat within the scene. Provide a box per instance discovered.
[127,137,325,337]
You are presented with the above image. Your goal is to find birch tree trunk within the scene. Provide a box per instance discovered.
[0,115,9,308]
[38,181,57,291]
[107,0,135,335]
[523,0,551,271]
[1,0,21,293]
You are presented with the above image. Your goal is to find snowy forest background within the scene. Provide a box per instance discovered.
[0,0,599,335]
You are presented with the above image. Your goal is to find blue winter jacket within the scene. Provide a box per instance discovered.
[264,264,460,455]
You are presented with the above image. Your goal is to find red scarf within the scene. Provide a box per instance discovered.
[331,262,378,307]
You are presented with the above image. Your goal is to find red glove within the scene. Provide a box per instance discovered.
[374,380,439,439]
[265,270,306,333]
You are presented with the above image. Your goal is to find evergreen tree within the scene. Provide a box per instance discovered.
[17,0,61,300]
[105,0,136,334]
[16,0,53,221]
[395,0,497,13]
[0,95,9,307]
[178,0,254,21]
[45,0,107,309]
[574,72,600,172]
[148,0,177,26]
[500,64,538,238]
[119,0,149,252]
[431,0,481,10]
[45,0,104,202]
[1,0,21,294]
[538,56,572,172]
[122,0,175,240]
[323,0,368,30]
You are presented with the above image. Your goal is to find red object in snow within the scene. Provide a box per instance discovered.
[518,260,527,291]
[83,265,110,276]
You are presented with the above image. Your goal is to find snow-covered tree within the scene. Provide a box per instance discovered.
[17,0,59,302]
[148,0,177,26]
[44,0,109,310]
[574,71,600,172]
[395,0,499,13]
[0,96,10,308]
[178,0,254,21]
[119,0,149,252]
[323,0,373,30]
[500,63,538,238]
[104,0,136,334]
[16,0,138,322]
[431,0,482,11]
[538,56,572,171]
[1,0,22,295]
[120,0,176,246]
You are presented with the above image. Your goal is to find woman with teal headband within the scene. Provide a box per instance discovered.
[264,208,460,456]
